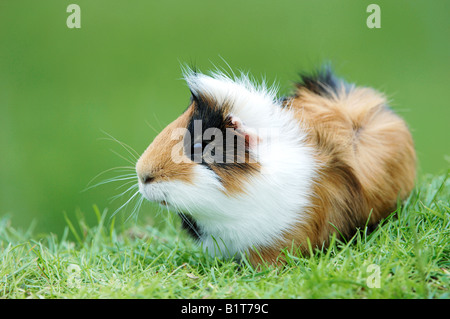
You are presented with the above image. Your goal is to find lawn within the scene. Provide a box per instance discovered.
[0,172,448,299]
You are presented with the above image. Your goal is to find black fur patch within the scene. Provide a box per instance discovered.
[296,66,340,97]
[184,93,257,173]
[178,212,202,240]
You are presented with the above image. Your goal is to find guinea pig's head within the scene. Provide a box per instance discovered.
[135,70,315,257]
[136,71,265,212]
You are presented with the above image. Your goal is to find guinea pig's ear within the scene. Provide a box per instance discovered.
[227,114,260,149]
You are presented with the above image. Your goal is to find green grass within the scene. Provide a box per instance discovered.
[1,0,449,236]
[1,173,449,299]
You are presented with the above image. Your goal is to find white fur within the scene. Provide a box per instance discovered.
[140,70,317,258]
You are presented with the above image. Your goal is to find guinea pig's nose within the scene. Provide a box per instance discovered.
[140,174,155,184]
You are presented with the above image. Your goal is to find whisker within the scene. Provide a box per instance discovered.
[110,184,139,202]
[126,195,145,223]
[109,149,136,166]
[84,175,137,192]
[100,130,141,160]
[111,190,140,218]
[103,175,137,182]
[152,113,165,131]
[152,201,163,220]
[114,179,138,190]
[84,166,135,190]
[145,120,161,135]
[100,173,137,181]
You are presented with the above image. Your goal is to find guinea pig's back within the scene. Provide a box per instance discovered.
[285,75,416,247]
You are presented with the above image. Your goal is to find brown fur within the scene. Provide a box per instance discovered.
[136,106,196,184]
[248,81,416,265]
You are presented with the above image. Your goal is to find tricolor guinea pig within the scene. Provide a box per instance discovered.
[135,67,416,265]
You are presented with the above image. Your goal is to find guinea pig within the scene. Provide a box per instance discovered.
[135,66,416,265]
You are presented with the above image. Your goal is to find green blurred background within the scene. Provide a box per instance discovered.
[0,0,449,236]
